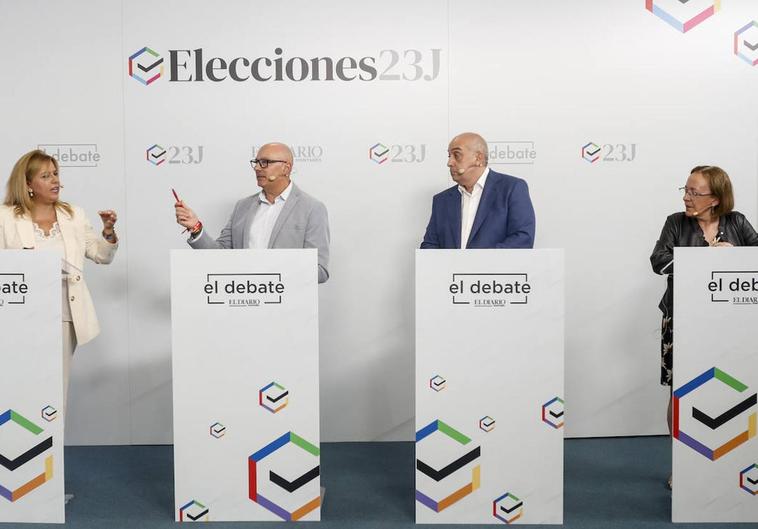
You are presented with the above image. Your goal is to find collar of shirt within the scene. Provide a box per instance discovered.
[259,181,293,205]
[457,167,489,197]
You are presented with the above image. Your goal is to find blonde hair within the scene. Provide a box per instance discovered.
[690,165,734,217]
[4,150,72,217]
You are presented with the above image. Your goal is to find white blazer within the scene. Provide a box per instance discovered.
[0,204,118,345]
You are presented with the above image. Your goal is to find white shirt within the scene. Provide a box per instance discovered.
[459,168,489,249]
[248,182,293,248]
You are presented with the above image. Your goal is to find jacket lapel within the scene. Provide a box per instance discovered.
[268,184,300,248]
[467,173,496,247]
[55,208,76,262]
[444,190,462,249]
[17,214,36,249]
[241,197,262,249]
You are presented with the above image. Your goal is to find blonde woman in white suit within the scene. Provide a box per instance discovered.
[1,149,118,411]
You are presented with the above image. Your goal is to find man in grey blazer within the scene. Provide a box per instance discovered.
[174,142,330,283]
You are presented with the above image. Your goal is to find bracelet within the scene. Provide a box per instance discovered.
[190,221,203,235]
[103,229,117,242]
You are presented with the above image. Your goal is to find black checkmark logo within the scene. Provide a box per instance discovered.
[187,506,208,521]
[151,150,166,159]
[692,393,756,430]
[0,436,53,471]
[549,410,564,418]
[270,465,320,493]
[138,57,163,72]
[747,475,758,485]
[417,446,480,482]
[267,390,289,403]
[500,500,523,514]
[745,39,758,51]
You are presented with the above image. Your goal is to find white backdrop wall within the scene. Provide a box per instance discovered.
[0,0,756,444]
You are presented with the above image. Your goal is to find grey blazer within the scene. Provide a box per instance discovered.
[189,183,330,283]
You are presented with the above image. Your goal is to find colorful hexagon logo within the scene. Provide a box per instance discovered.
[248,431,320,521]
[178,499,209,521]
[493,492,523,524]
[429,375,446,392]
[40,406,57,422]
[259,382,289,413]
[146,144,166,166]
[734,21,758,67]
[128,46,164,85]
[673,367,756,461]
[415,419,481,513]
[542,397,565,429]
[645,0,720,33]
[0,409,54,502]
[209,422,225,439]
[739,463,758,495]
[369,143,390,164]
[581,142,600,163]
[479,416,496,433]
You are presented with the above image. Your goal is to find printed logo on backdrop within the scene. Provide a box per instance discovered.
[708,271,758,305]
[0,409,54,502]
[204,273,284,307]
[37,144,100,168]
[581,142,637,164]
[645,0,720,33]
[449,273,530,307]
[734,21,758,67]
[128,47,441,85]
[128,47,164,85]
[415,419,481,513]
[248,432,320,521]
[0,274,28,307]
[145,144,204,166]
[673,367,756,461]
[368,143,426,164]
[252,145,323,164]
[488,141,537,166]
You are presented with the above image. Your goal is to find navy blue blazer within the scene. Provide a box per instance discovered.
[420,170,535,249]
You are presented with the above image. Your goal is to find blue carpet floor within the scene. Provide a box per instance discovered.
[2,437,746,527]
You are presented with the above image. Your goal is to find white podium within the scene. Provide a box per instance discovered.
[0,251,64,524]
[171,249,320,522]
[415,249,564,524]
[672,247,758,523]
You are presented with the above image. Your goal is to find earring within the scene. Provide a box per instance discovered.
[28,189,33,197]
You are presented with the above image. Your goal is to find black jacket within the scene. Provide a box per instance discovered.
[650,211,758,316]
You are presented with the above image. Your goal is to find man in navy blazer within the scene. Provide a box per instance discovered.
[421,133,535,249]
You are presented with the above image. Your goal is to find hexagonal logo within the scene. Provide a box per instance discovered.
[209,422,225,439]
[734,21,758,67]
[416,419,481,513]
[259,382,289,413]
[128,46,164,85]
[542,397,565,429]
[178,499,209,521]
[739,463,758,495]
[429,375,446,392]
[0,409,54,502]
[248,431,321,521]
[581,142,600,163]
[369,143,390,164]
[493,492,523,524]
[479,416,496,433]
[146,144,166,166]
[673,367,756,461]
[40,406,57,422]
[645,0,720,33]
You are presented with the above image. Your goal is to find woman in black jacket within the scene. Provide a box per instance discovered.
[650,165,758,487]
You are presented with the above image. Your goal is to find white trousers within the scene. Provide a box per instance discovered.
[62,322,77,415]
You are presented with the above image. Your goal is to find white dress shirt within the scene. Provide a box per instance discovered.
[459,168,489,249]
[248,182,292,248]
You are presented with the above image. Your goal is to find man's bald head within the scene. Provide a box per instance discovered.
[449,133,488,166]
[259,142,294,167]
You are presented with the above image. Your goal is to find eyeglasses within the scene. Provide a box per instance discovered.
[679,186,713,198]
[250,159,287,169]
